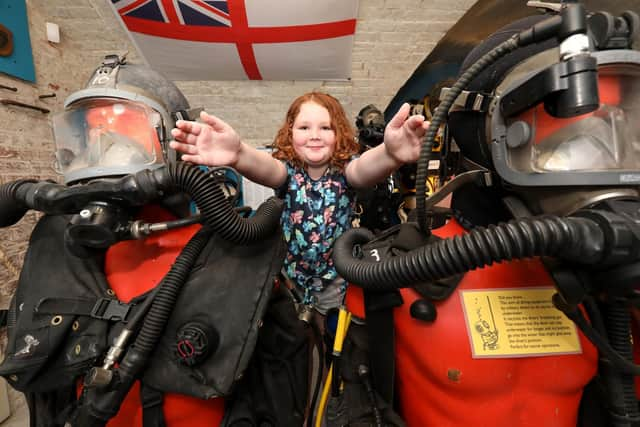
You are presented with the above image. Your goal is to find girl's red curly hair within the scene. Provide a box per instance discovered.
[272,92,359,170]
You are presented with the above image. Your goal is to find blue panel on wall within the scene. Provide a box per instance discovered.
[0,0,36,82]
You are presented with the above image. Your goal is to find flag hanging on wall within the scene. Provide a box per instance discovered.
[110,0,359,81]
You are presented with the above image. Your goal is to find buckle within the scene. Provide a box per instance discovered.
[90,298,131,322]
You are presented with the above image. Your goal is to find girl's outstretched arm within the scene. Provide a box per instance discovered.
[170,111,287,188]
[346,103,429,188]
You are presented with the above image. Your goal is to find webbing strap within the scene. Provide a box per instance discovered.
[141,383,167,427]
[363,290,403,405]
[35,297,132,322]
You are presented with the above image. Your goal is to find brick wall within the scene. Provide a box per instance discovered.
[0,0,475,421]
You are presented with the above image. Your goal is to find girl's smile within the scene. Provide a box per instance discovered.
[291,101,336,179]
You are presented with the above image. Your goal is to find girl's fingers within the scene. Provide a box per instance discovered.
[387,103,411,129]
[171,128,187,141]
[405,115,422,131]
[179,154,201,163]
[169,140,198,154]
[175,120,203,136]
[171,127,201,145]
[200,112,228,132]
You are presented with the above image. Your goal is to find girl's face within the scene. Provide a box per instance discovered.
[291,101,336,171]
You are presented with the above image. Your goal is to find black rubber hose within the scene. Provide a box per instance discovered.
[556,297,640,377]
[604,299,640,425]
[122,227,211,361]
[140,233,210,358]
[0,163,283,244]
[415,35,520,232]
[0,180,35,227]
[333,216,605,291]
[165,162,282,243]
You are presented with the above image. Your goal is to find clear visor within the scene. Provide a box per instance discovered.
[504,68,640,174]
[52,98,163,176]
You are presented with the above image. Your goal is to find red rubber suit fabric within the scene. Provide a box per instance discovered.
[345,218,598,427]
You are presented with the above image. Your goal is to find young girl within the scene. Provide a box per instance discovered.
[170,92,429,312]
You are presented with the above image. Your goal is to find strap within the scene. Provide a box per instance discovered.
[35,297,132,322]
[0,309,6,327]
[363,290,403,405]
[141,383,167,427]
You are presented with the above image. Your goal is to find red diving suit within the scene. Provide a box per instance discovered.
[346,218,598,427]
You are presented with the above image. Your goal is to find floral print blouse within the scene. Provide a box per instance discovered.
[279,162,355,304]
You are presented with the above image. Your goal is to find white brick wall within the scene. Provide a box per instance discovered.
[0,0,475,422]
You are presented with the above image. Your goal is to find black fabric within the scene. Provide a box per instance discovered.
[221,287,310,427]
[358,223,412,405]
[577,376,610,427]
[24,388,77,427]
[0,215,110,393]
[363,291,402,405]
[390,222,431,252]
[34,297,99,317]
[142,227,286,399]
[356,225,405,404]
[450,181,513,229]
[360,222,465,300]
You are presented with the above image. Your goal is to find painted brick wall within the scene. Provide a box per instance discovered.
[0,0,475,422]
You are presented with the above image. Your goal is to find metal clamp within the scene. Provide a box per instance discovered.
[440,88,493,113]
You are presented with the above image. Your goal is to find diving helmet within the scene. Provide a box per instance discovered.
[51,54,191,184]
[448,10,640,215]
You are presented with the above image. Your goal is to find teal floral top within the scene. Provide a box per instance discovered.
[279,162,355,304]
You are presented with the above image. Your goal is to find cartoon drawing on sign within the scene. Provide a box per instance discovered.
[474,296,499,351]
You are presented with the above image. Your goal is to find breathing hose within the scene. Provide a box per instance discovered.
[416,35,518,232]
[166,162,282,243]
[603,299,640,425]
[333,214,616,291]
[0,179,38,226]
[0,162,283,243]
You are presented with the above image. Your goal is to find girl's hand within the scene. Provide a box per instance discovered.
[383,103,430,164]
[170,111,241,167]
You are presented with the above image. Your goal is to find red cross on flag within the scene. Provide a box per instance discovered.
[110,0,359,81]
